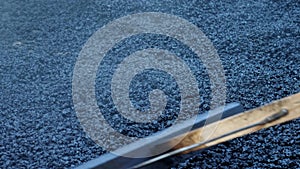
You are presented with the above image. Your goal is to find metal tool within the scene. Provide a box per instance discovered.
[76,92,300,169]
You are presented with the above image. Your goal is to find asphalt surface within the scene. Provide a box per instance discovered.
[1,0,300,168]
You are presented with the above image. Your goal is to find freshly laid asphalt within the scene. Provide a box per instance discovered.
[1,0,299,168]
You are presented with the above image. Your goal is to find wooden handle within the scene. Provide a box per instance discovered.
[171,92,300,154]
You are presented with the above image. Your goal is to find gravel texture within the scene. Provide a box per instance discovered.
[1,0,299,168]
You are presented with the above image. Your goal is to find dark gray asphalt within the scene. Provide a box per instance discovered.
[1,0,299,168]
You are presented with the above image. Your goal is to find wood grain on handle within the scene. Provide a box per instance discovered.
[171,92,300,154]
